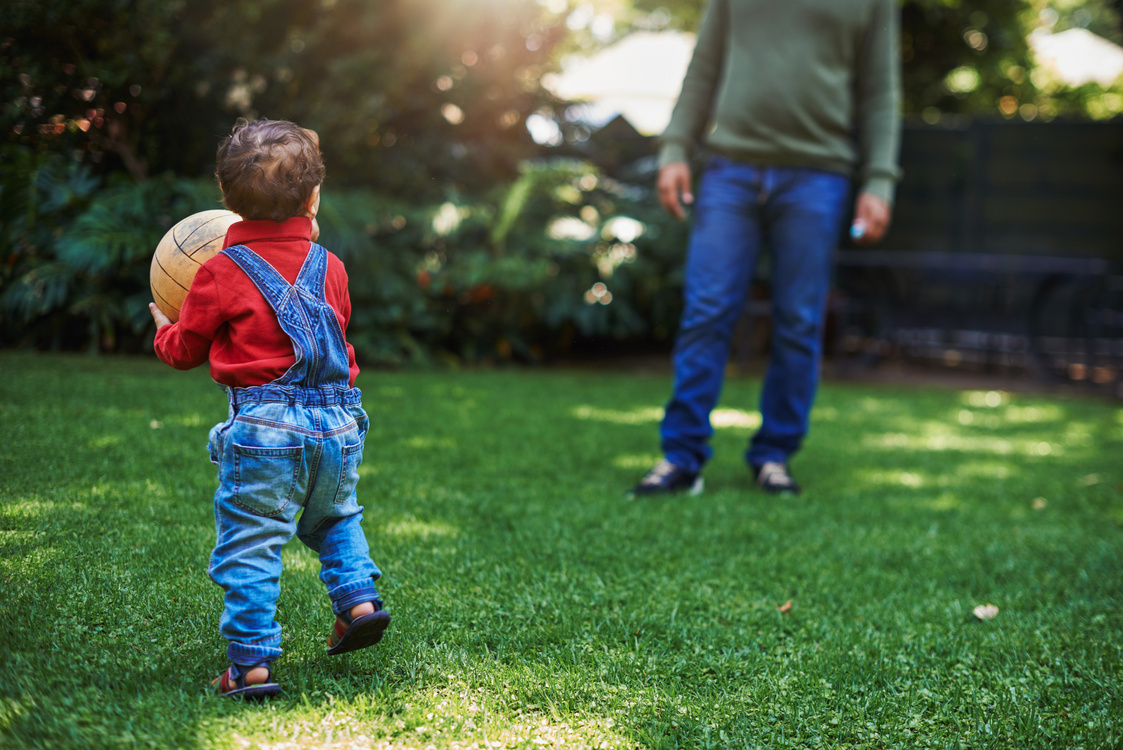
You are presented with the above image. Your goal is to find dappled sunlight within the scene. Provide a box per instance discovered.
[572,405,759,431]
[571,404,662,425]
[197,681,630,750]
[0,529,64,569]
[1001,404,1064,424]
[612,453,661,470]
[859,412,1076,457]
[857,396,892,413]
[201,713,381,750]
[165,412,210,428]
[382,514,460,542]
[813,406,840,422]
[710,408,761,430]
[921,493,966,512]
[404,436,458,451]
[846,387,1106,462]
[281,545,318,573]
[1061,422,1097,449]
[2,497,89,516]
[955,461,1014,480]
[0,496,68,570]
[881,491,965,512]
[855,390,1071,437]
[951,400,1065,428]
[194,645,634,748]
[960,390,1011,408]
[89,434,122,448]
[857,468,930,489]
[859,477,969,512]
[863,430,1016,456]
[952,393,1065,426]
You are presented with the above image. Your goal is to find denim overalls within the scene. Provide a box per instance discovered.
[206,242,381,668]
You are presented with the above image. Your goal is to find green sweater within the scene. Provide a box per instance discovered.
[659,0,901,203]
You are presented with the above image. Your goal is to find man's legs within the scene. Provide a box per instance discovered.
[747,167,849,471]
[660,157,764,474]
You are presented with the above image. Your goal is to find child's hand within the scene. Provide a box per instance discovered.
[149,302,172,329]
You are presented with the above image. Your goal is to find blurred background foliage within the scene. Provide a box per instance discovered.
[1,0,1120,364]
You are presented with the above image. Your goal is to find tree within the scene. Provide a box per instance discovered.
[559,0,1123,121]
[0,0,568,193]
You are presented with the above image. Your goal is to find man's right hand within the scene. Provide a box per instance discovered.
[657,162,694,220]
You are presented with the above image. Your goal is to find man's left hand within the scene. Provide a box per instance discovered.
[852,193,892,245]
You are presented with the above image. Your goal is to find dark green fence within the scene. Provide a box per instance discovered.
[830,119,1123,393]
[885,119,1123,260]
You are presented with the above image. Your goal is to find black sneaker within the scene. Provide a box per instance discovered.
[629,459,703,497]
[753,462,801,495]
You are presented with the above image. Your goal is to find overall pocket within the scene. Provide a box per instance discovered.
[232,443,304,518]
[333,440,364,505]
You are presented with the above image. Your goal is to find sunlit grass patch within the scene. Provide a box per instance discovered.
[611,453,661,471]
[382,514,461,542]
[571,404,663,424]
[709,407,760,430]
[1,353,1121,750]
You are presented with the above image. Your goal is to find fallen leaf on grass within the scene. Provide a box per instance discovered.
[973,604,999,620]
[778,600,792,614]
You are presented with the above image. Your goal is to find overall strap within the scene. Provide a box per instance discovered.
[293,241,329,298]
[221,244,298,314]
[221,243,351,389]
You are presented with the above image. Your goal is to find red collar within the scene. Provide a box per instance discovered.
[225,215,313,246]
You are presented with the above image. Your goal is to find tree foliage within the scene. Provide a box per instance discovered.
[1,0,569,192]
[1,0,1120,360]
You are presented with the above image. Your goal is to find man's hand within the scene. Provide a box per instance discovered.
[149,302,172,329]
[657,162,694,220]
[851,193,892,245]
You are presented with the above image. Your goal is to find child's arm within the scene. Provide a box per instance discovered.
[150,265,222,370]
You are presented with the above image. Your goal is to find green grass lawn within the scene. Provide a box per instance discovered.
[1,352,1120,749]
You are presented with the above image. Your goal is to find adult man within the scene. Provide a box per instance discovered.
[631,0,901,497]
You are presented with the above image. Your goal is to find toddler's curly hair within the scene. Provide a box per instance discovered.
[216,118,325,222]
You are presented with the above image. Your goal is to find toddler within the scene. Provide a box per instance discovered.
[150,118,389,698]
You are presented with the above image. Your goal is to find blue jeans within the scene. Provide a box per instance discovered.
[661,157,850,473]
[207,389,381,667]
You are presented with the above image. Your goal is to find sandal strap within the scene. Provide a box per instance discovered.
[225,661,274,690]
[334,599,383,627]
[329,600,384,648]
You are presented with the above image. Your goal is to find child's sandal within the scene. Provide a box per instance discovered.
[327,602,391,655]
[212,661,281,699]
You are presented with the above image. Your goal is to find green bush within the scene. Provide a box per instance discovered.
[0,147,225,352]
[331,160,688,365]
[0,151,688,364]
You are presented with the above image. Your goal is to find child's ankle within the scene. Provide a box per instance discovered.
[347,601,375,619]
[243,665,270,686]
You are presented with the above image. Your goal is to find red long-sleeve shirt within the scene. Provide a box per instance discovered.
[153,216,359,388]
